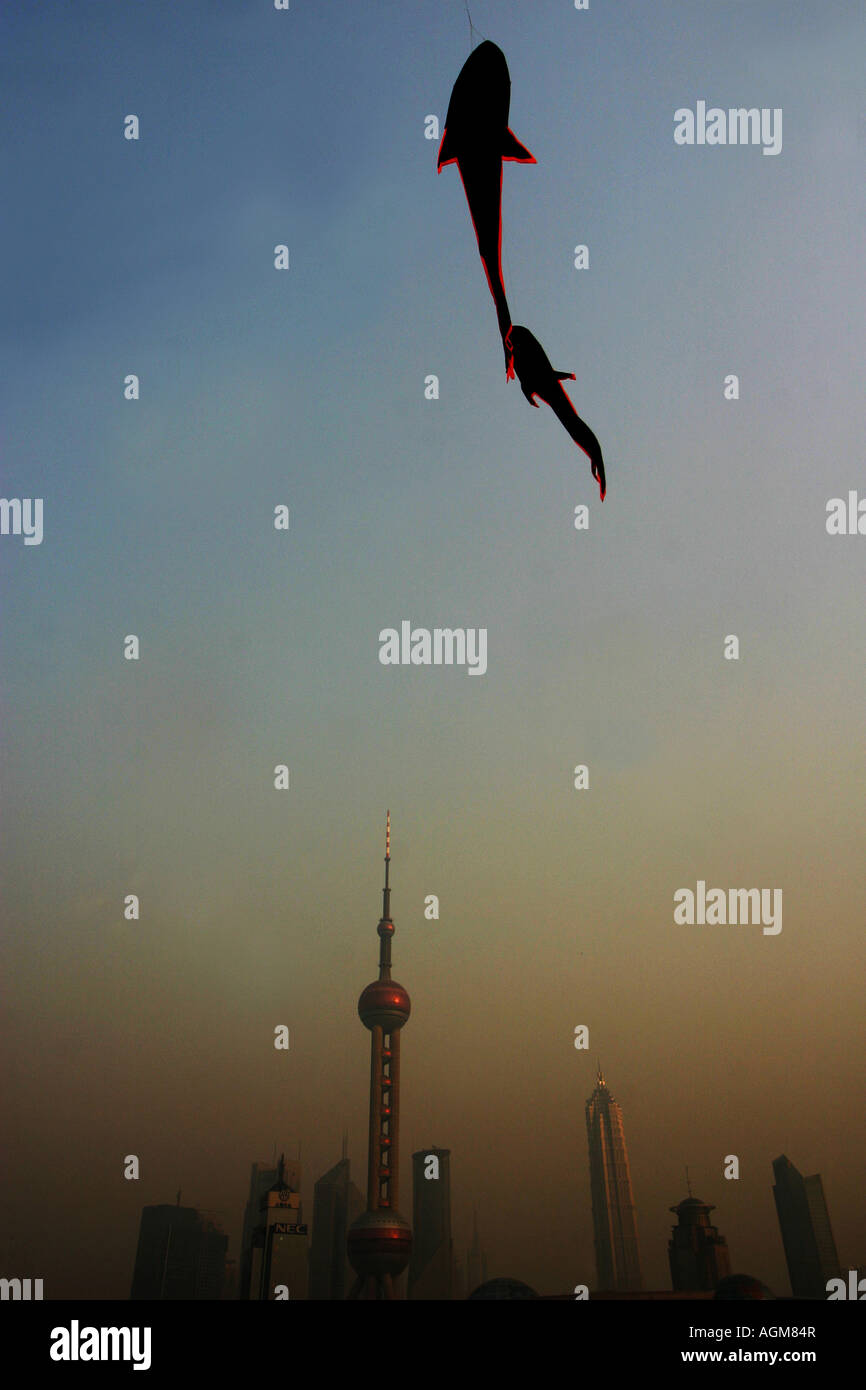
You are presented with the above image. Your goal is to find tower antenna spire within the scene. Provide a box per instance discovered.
[379,811,393,976]
[686,1165,693,1198]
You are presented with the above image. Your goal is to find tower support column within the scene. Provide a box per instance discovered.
[367,1023,383,1211]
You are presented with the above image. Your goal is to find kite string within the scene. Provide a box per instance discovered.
[463,2,489,50]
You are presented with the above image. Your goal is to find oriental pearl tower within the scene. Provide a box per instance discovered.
[346,812,412,1299]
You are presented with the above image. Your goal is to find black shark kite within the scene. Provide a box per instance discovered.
[437,40,535,378]
[510,325,606,501]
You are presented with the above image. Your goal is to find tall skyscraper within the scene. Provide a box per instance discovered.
[309,1137,365,1299]
[465,1207,488,1297]
[585,1065,642,1292]
[408,1147,453,1299]
[668,1188,732,1292]
[245,1154,309,1300]
[772,1154,840,1298]
[130,1202,227,1300]
[347,813,413,1299]
[238,1157,289,1299]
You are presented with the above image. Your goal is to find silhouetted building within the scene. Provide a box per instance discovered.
[714,1273,776,1300]
[130,1203,227,1300]
[309,1138,364,1299]
[409,1147,453,1299]
[452,1250,466,1301]
[246,1154,308,1299]
[772,1154,840,1298]
[469,1278,538,1299]
[541,1288,713,1300]
[585,1065,642,1291]
[466,1208,488,1296]
[222,1257,237,1300]
[239,1159,287,1299]
[668,1194,732,1291]
[347,813,413,1299]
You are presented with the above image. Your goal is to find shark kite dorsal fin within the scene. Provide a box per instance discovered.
[501,127,535,163]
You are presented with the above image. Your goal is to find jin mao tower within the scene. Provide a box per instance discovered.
[585,1066,642,1292]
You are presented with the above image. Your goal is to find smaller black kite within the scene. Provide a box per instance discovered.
[510,325,606,501]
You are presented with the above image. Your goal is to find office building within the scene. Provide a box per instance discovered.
[585,1066,642,1291]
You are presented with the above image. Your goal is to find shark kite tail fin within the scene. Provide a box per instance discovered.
[503,325,515,380]
[593,459,607,502]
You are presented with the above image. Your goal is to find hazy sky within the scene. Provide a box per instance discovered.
[1,0,864,1298]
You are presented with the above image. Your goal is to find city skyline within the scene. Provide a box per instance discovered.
[4,800,862,1298]
[118,1069,852,1299]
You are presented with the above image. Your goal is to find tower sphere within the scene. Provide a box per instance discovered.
[358,978,411,1030]
[347,1207,412,1277]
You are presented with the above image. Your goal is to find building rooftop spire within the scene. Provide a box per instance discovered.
[378,811,394,979]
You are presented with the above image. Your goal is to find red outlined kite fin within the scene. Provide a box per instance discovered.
[501,127,536,163]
